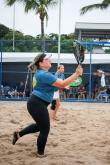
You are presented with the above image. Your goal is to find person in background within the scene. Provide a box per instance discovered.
[12,53,83,158]
[78,84,86,99]
[17,81,25,97]
[49,65,66,120]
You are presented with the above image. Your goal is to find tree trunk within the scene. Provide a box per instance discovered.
[41,19,45,53]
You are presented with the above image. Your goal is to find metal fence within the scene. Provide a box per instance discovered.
[0,70,110,103]
[0,40,110,102]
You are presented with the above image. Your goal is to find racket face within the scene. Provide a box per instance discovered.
[73,41,85,64]
[79,46,84,63]
[72,41,84,87]
[73,41,80,64]
[69,76,82,87]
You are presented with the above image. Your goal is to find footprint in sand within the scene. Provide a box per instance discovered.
[10,119,19,124]
[50,142,58,147]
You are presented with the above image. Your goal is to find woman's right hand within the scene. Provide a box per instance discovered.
[75,65,83,76]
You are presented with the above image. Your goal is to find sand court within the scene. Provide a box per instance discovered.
[0,101,110,165]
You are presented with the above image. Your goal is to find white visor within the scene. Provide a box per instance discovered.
[44,54,52,60]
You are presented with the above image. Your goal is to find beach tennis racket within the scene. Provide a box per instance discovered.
[73,40,84,65]
[70,40,84,87]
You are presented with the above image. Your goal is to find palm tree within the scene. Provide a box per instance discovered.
[5,0,58,52]
[80,0,110,15]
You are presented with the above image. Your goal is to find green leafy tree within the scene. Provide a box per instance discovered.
[47,33,58,40]
[50,45,58,52]
[24,35,35,40]
[61,39,73,53]
[24,35,37,52]
[0,24,9,39]
[5,0,58,52]
[3,30,24,51]
[4,45,20,52]
[32,46,39,52]
[4,30,24,40]
[80,0,110,15]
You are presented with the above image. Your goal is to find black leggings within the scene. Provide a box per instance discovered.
[19,95,50,154]
[50,100,56,110]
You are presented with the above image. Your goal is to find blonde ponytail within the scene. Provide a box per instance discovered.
[27,62,37,72]
[27,54,42,72]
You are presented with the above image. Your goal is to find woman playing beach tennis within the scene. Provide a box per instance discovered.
[12,53,83,158]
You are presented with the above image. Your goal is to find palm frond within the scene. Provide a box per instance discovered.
[5,0,16,5]
[46,0,58,7]
[102,0,110,4]
[5,0,24,6]
[80,3,109,15]
[24,0,39,12]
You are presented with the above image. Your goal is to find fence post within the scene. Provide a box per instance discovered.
[0,41,3,90]
[89,44,92,99]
